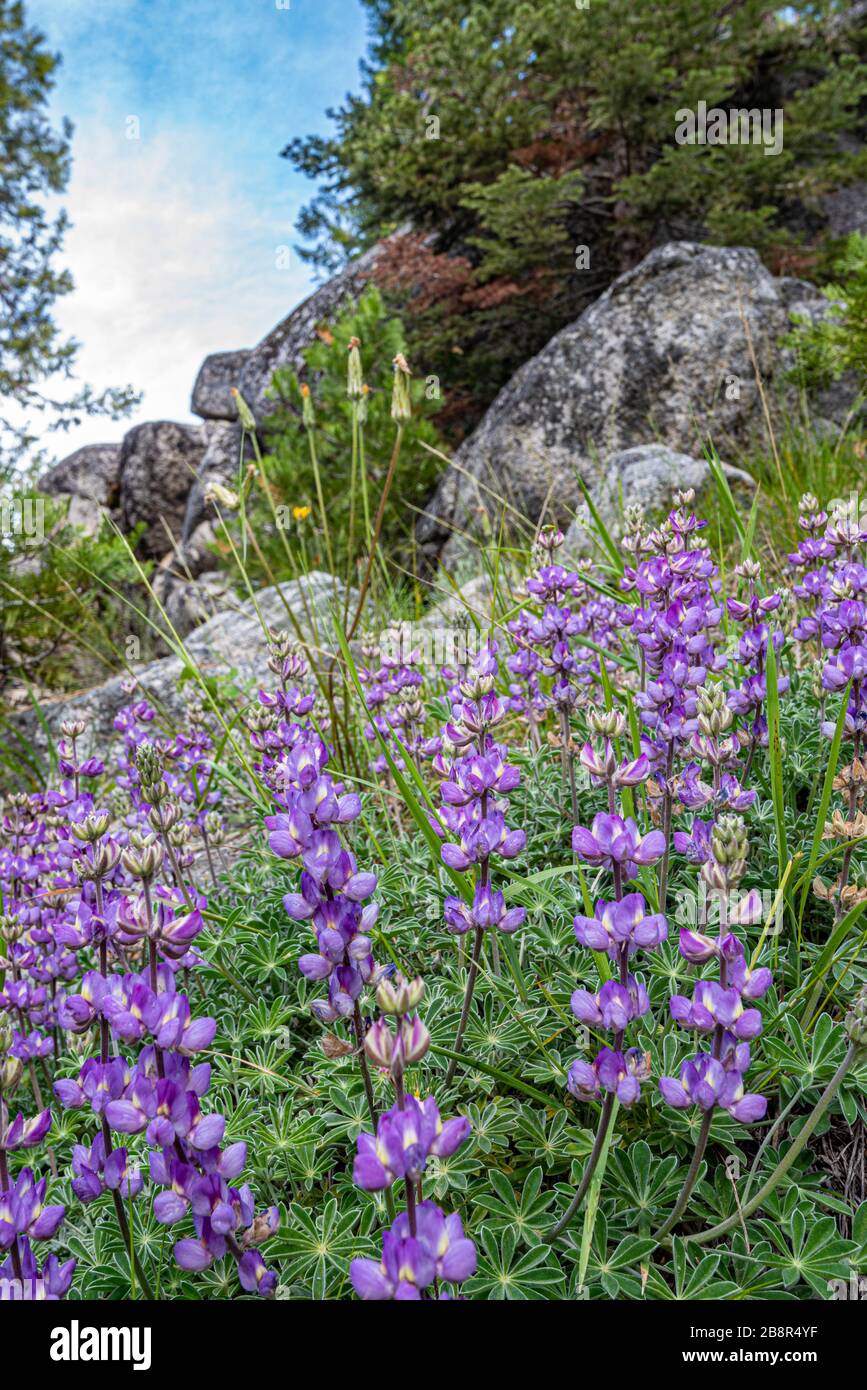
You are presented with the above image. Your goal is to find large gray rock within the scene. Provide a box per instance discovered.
[418,241,849,567]
[59,494,113,538]
[152,567,233,638]
[237,241,382,424]
[180,421,250,543]
[190,349,251,420]
[8,572,353,759]
[821,182,867,239]
[38,444,122,507]
[562,445,754,554]
[118,421,206,557]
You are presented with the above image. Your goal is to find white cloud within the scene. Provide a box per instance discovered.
[44,117,313,455]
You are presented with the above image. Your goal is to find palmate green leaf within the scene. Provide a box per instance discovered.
[643,1240,740,1301]
[465,1225,566,1300]
[320,1084,382,1144]
[604,1140,682,1225]
[286,1143,337,1190]
[423,1148,483,1199]
[269,1198,373,1300]
[755,1211,857,1297]
[470,1165,556,1243]
[463,992,530,1057]
[464,1099,518,1155]
[853,1200,867,1249]
[513,1105,583,1171]
[576,1235,658,1297]
[762,1012,847,1087]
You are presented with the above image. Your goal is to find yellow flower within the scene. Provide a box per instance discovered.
[293,505,311,521]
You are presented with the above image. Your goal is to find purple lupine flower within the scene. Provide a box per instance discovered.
[353,1095,470,1190]
[572,814,666,873]
[659,1053,767,1122]
[661,815,771,1125]
[567,1046,650,1106]
[443,883,526,936]
[0,1240,76,1300]
[573,893,667,958]
[571,976,650,1031]
[71,1134,143,1203]
[0,1108,52,1151]
[0,1168,65,1248]
[669,981,763,1040]
[350,1201,476,1300]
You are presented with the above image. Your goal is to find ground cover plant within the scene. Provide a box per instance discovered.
[3,342,867,1303]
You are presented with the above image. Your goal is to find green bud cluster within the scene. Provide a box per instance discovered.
[696,684,733,737]
[377,973,425,1015]
[845,988,867,1048]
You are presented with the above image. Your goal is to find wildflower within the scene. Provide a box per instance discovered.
[573,893,667,958]
[659,1054,767,1122]
[352,1094,470,1190]
[572,814,666,873]
[350,1202,476,1300]
[567,1047,650,1106]
[570,976,650,1031]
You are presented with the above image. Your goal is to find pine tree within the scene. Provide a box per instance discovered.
[0,0,138,472]
[283,0,867,436]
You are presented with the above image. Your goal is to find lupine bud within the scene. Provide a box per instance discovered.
[70,811,111,842]
[347,336,364,399]
[696,685,733,737]
[75,840,121,881]
[377,973,425,1015]
[845,988,867,1047]
[535,524,564,554]
[230,387,257,431]
[0,913,23,945]
[588,707,626,739]
[390,353,412,423]
[149,800,182,833]
[121,840,164,880]
[0,1054,23,1093]
[458,671,495,701]
[713,814,748,864]
[399,1014,430,1065]
[135,743,165,803]
[59,719,87,739]
[243,704,275,733]
[364,1017,394,1070]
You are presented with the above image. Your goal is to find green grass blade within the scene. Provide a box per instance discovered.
[797,680,851,929]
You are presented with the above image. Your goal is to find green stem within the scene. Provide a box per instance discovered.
[741,1088,802,1204]
[353,1003,379,1134]
[306,423,336,579]
[543,1091,615,1243]
[444,925,484,1087]
[652,1109,713,1241]
[685,1042,861,1247]
[345,424,404,643]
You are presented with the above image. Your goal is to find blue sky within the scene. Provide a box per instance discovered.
[27,0,368,454]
